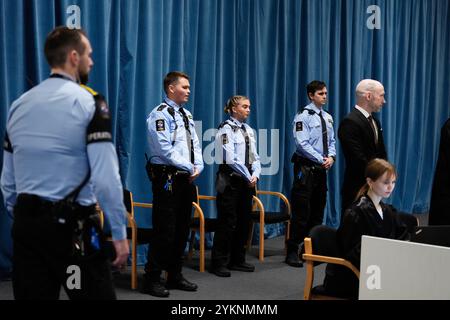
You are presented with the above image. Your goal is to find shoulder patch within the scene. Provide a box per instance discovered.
[94,95,110,119]
[296,121,303,132]
[156,119,165,131]
[86,94,112,144]
[222,133,228,144]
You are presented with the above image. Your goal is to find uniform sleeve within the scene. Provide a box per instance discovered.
[1,132,16,214]
[191,120,204,174]
[147,111,194,174]
[327,115,337,158]
[86,94,127,240]
[293,113,324,163]
[217,125,252,181]
[249,127,261,179]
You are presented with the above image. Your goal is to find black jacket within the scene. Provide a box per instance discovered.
[324,196,409,299]
[338,108,387,212]
[338,196,410,267]
[429,118,450,225]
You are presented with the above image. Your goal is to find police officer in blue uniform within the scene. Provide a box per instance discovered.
[209,95,261,277]
[0,27,129,300]
[144,71,204,297]
[285,81,336,267]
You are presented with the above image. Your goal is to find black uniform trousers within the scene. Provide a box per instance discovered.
[287,159,327,254]
[145,168,195,281]
[12,195,116,300]
[211,172,255,268]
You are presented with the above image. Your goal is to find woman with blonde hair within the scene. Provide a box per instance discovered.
[209,95,261,277]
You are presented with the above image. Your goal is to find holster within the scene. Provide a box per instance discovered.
[294,165,313,189]
[72,212,106,261]
[15,194,103,261]
[149,164,191,182]
[47,198,103,260]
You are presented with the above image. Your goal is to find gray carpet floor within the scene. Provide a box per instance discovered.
[0,236,326,300]
[0,213,427,300]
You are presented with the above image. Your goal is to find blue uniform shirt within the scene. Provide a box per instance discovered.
[293,102,336,164]
[1,74,127,240]
[215,116,261,182]
[146,97,204,174]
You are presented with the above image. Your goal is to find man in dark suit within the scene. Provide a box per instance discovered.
[428,118,450,225]
[338,79,387,216]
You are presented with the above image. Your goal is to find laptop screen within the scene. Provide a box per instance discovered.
[410,225,450,248]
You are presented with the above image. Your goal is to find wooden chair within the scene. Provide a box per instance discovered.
[302,225,359,300]
[122,189,154,290]
[99,189,153,290]
[247,190,291,261]
[188,187,219,272]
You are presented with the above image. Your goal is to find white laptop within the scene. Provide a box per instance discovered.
[359,236,450,300]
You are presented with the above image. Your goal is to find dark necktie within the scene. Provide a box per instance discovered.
[240,125,251,172]
[367,115,378,145]
[319,111,328,157]
[179,107,194,164]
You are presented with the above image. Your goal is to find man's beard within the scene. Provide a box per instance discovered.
[79,71,89,85]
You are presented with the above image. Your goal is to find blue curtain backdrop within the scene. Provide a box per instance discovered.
[1,0,449,270]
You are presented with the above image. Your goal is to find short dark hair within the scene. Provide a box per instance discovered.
[44,26,87,68]
[306,80,326,99]
[163,71,189,94]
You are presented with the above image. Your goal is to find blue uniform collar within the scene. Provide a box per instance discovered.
[164,97,184,111]
[229,116,244,127]
[305,102,323,115]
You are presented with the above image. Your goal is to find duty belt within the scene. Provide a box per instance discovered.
[151,164,190,177]
[218,164,245,179]
[291,154,324,171]
[16,193,96,219]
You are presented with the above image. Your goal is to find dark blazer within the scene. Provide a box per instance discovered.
[429,118,450,225]
[323,196,409,299]
[338,108,387,212]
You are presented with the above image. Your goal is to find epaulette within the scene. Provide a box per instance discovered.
[156,103,175,117]
[218,120,238,131]
[302,107,316,115]
[157,103,167,111]
[80,84,98,96]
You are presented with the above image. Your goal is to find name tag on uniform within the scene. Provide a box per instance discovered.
[156,119,165,131]
[296,121,303,132]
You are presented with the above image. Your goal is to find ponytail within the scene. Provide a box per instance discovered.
[355,184,370,202]
[224,95,248,115]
